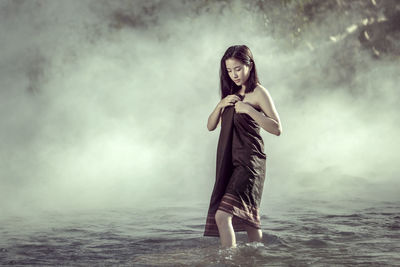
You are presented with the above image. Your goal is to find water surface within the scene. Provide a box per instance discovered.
[1,197,399,266]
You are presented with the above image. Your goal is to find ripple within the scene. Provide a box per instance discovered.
[324,213,363,219]
[336,231,356,236]
[303,238,329,248]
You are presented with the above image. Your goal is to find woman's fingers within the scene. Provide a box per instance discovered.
[229,95,241,102]
[222,94,241,107]
[233,95,241,102]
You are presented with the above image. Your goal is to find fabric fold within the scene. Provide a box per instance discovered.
[204,94,266,237]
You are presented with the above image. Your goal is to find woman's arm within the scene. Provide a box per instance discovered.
[236,86,282,136]
[254,86,282,135]
[207,94,241,131]
[247,108,281,136]
[207,103,224,131]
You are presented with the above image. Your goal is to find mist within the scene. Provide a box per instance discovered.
[1,0,399,218]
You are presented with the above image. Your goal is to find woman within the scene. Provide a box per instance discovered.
[203,45,282,249]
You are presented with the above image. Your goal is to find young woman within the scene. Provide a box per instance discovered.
[203,45,282,248]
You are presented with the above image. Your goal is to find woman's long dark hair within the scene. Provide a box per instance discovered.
[219,45,260,99]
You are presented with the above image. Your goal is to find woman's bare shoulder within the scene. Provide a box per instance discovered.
[254,83,269,95]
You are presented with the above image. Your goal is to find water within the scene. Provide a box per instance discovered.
[1,197,399,266]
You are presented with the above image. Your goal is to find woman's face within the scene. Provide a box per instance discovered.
[225,57,252,87]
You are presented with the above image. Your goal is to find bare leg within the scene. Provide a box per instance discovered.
[215,210,237,248]
[244,224,263,243]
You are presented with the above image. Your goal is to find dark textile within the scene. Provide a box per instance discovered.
[204,94,266,237]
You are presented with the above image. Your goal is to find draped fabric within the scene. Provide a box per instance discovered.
[204,94,267,237]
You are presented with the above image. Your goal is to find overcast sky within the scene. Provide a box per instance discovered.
[1,0,399,217]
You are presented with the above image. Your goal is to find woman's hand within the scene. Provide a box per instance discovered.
[207,94,240,131]
[218,94,241,109]
[234,101,254,114]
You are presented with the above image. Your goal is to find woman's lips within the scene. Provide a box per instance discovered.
[234,79,240,83]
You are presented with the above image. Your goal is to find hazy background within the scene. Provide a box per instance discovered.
[1,0,399,217]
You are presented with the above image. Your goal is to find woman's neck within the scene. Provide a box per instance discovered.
[238,86,246,95]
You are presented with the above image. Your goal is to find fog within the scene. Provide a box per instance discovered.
[1,0,399,217]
